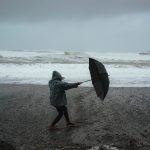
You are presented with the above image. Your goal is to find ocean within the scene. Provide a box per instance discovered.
[0,49,150,87]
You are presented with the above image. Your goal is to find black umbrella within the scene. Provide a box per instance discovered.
[82,58,109,100]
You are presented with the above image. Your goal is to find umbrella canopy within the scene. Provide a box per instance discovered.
[89,58,109,100]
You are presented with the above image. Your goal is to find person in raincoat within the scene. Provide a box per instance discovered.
[48,71,81,129]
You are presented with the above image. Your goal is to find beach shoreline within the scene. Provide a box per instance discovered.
[0,84,150,150]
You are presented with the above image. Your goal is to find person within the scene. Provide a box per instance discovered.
[48,71,81,129]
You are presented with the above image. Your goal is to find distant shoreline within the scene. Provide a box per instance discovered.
[139,52,150,55]
[0,83,150,88]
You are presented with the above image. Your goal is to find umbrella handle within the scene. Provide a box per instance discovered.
[80,74,110,84]
[80,79,91,84]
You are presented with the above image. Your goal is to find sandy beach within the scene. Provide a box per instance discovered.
[0,84,150,150]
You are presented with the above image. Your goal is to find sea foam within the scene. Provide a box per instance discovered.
[0,50,150,87]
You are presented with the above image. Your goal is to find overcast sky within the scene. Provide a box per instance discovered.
[0,0,150,52]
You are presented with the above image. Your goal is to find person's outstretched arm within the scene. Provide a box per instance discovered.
[60,82,81,90]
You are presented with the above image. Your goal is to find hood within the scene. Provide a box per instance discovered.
[52,71,63,80]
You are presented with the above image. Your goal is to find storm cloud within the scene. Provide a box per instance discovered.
[0,0,150,22]
[0,0,150,52]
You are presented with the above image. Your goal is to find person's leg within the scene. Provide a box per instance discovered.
[62,106,75,127]
[51,106,63,127]
[62,106,70,123]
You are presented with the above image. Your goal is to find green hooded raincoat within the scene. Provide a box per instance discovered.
[49,71,78,107]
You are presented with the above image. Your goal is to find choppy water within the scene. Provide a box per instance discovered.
[0,49,150,87]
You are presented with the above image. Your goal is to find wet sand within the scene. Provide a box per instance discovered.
[0,84,150,150]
